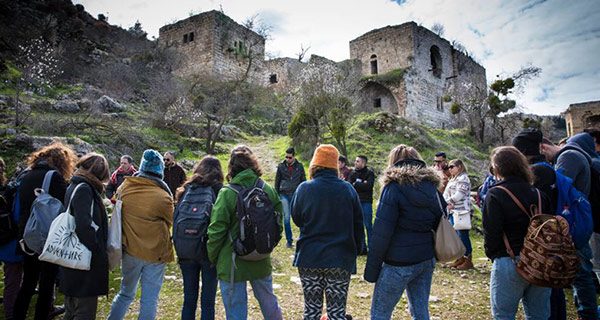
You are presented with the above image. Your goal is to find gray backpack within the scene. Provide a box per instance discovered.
[22,170,64,255]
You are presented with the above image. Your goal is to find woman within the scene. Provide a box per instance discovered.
[291,144,364,320]
[13,142,76,320]
[483,146,551,319]
[443,159,473,270]
[0,157,24,320]
[175,156,222,320]
[365,144,443,320]
[59,153,110,319]
[206,145,283,320]
[108,149,174,320]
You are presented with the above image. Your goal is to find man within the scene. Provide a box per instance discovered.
[540,136,598,320]
[338,155,351,181]
[163,151,186,196]
[583,128,600,155]
[433,152,451,192]
[106,155,137,199]
[108,150,174,320]
[348,155,375,255]
[274,147,306,248]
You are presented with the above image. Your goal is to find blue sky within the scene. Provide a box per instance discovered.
[75,0,600,116]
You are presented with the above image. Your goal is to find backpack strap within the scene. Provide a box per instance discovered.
[226,183,243,194]
[254,178,265,189]
[494,186,533,218]
[41,170,57,193]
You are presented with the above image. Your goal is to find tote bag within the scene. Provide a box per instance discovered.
[107,197,122,270]
[38,184,93,270]
[452,210,472,230]
[434,193,466,263]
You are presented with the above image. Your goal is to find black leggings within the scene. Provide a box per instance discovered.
[12,254,58,320]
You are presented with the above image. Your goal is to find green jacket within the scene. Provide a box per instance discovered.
[207,169,283,282]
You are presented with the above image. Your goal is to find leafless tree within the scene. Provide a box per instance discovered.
[431,23,445,37]
[296,43,311,62]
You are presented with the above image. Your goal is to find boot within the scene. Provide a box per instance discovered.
[445,256,465,268]
[455,255,474,270]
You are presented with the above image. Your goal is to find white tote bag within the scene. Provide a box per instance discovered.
[39,184,93,270]
[107,197,122,270]
[452,210,472,230]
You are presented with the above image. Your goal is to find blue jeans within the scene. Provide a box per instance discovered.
[571,242,598,319]
[371,258,435,320]
[280,194,294,245]
[179,261,218,320]
[490,257,550,319]
[449,214,472,256]
[108,253,167,320]
[219,275,282,320]
[361,202,373,251]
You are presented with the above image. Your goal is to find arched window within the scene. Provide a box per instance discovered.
[370,54,378,75]
[430,46,442,78]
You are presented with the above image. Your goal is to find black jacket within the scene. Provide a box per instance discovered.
[59,176,109,297]
[348,167,375,203]
[275,160,306,195]
[364,159,442,282]
[483,176,551,261]
[17,164,68,240]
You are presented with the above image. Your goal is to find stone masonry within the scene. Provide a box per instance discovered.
[159,12,487,129]
[563,100,600,136]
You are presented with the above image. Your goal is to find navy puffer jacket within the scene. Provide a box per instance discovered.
[364,159,443,282]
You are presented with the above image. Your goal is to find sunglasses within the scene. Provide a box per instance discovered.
[448,165,456,169]
[433,160,443,163]
[285,156,293,159]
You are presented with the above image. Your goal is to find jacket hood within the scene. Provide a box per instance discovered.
[568,133,599,160]
[230,168,259,186]
[381,159,441,187]
[555,142,592,165]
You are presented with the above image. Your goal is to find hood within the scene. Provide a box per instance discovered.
[555,142,592,165]
[568,133,599,160]
[381,159,441,187]
[230,168,259,187]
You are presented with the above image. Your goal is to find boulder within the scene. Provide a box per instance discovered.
[52,100,80,113]
[94,95,125,113]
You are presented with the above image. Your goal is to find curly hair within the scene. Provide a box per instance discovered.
[26,142,77,181]
[176,155,224,202]
[226,145,262,181]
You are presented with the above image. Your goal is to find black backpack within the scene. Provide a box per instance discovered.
[172,185,215,262]
[227,179,281,261]
[0,170,28,245]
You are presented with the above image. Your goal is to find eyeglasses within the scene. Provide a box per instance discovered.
[448,165,456,169]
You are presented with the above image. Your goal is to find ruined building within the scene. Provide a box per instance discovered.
[563,100,600,136]
[159,11,487,129]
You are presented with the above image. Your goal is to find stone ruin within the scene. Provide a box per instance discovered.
[159,10,487,129]
[563,100,600,136]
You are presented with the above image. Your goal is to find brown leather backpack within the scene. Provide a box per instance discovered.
[497,186,580,288]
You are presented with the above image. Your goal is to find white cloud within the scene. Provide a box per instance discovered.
[74,0,600,116]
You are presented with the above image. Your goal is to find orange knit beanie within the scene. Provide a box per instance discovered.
[310,144,339,170]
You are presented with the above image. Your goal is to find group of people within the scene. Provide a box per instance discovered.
[0,127,599,320]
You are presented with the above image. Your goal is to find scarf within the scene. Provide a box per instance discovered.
[109,166,137,185]
[73,169,105,194]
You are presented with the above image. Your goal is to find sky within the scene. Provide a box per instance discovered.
[74,0,600,116]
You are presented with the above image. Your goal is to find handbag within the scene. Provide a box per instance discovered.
[434,193,466,263]
[107,196,123,270]
[452,210,472,230]
[38,183,93,270]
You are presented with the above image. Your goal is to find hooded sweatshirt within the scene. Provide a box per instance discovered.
[569,133,600,173]
[553,141,592,196]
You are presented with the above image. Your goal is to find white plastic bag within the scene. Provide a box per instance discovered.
[39,184,93,270]
[452,210,472,230]
[107,198,122,270]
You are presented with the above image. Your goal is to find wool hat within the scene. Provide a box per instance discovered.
[512,128,543,156]
[139,149,165,179]
[310,144,339,170]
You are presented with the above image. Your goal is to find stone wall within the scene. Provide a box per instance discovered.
[349,23,414,76]
[564,101,600,136]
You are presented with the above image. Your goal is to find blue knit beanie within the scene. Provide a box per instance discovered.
[139,149,164,179]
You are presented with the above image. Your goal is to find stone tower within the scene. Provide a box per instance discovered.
[158,10,265,81]
[350,22,487,128]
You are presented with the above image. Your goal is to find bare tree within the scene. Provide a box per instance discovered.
[296,43,311,62]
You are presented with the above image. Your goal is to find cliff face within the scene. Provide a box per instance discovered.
[0,0,153,83]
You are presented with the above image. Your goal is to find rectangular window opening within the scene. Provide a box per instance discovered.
[374,98,382,108]
[183,34,188,44]
[269,74,278,84]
